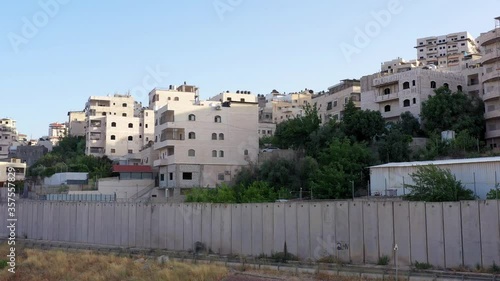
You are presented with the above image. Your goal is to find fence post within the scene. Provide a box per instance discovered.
[473,172,477,198]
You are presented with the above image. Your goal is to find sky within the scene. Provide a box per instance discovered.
[0,0,499,138]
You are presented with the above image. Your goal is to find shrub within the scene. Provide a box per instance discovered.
[377,255,390,265]
[414,261,433,270]
[486,188,500,200]
[0,259,7,269]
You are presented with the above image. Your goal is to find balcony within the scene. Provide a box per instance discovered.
[480,51,500,65]
[486,129,500,139]
[484,110,500,120]
[375,93,399,103]
[153,156,176,167]
[478,30,500,46]
[483,69,500,83]
[483,90,500,101]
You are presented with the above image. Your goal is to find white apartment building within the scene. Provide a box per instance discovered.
[0,159,26,187]
[0,118,18,159]
[83,94,154,160]
[149,85,259,196]
[67,111,86,137]
[361,65,466,122]
[477,17,500,148]
[416,31,480,68]
[259,89,313,124]
[313,79,361,124]
[48,122,67,146]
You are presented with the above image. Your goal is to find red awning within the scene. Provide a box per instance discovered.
[112,165,153,173]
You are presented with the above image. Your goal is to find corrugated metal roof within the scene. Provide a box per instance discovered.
[370,156,500,169]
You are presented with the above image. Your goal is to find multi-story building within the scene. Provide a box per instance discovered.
[48,122,67,146]
[0,118,18,159]
[416,31,480,68]
[11,145,48,166]
[67,111,86,137]
[83,94,154,160]
[361,64,466,122]
[150,85,259,196]
[259,89,313,124]
[0,158,26,187]
[313,79,361,124]
[477,17,500,148]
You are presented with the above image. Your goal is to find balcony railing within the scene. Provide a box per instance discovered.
[375,93,399,103]
[483,69,500,83]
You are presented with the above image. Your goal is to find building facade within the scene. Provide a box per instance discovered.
[0,118,18,160]
[67,111,86,137]
[48,122,67,146]
[313,79,361,124]
[0,159,26,187]
[477,17,500,148]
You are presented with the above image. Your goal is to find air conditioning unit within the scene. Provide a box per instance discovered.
[215,105,222,110]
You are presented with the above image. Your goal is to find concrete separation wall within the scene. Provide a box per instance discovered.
[1,200,499,269]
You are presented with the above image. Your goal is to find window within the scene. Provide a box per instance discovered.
[122,113,127,117]
[188,114,196,121]
[188,132,196,139]
[128,123,133,128]
[111,135,116,140]
[430,81,436,88]
[145,124,148,128]
[168,97,171,101]
[412,80,415,86]
[160,174,165,181]
[169,173,173,181]
[214,115,221,123]
[212,150,217,157]
[111,149,116,153]
[227,97,232,101]
[219,133,224,140]
[244,149,249,156]
[384,105,391,112]
[327,102,332,110]
[403,99,410,107]
[218,173,225,181]
[384,88,391,95]
[219,150,224,157]
[174,97,179,101]
[182,173,193,180]
[240,98,245,102]
[122,103,127,107]
[128,149,133,154]
[413,98,416,104]
[443,83,449,89]
[212,133,217,140]
[128,136,133,141]
[111,122,116,127]
[333,100,338,107]
[457,85,463,92]
[188,149,195,157]
[403,82,410,89]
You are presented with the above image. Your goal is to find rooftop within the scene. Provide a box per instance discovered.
[370,156,500,169]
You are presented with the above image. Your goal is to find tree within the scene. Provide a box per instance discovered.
[273,104,320,149]
[404,165,476,202]
[421,87,485,139]
[378,125,412,163]
[399,111,422,137]
[486,188,500,200]
[341,100,385,143]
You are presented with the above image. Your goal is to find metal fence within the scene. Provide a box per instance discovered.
[43,194,116,202]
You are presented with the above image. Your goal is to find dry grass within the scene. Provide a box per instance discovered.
[0,242,228,281]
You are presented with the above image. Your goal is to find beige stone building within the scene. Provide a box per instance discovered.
[477,17,500,148]
[150,85,259,195]
[83,94,154,160]
[416,31,480,68]
[67,111,86,137]
[0,158,26,187]
[0,118,18,159]
[48,122,67,146]
[259,89,313,124]
[313,79,361,124]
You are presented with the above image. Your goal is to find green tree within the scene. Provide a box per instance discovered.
[341,100,385,143]
[399,111,422,137]
[378,125,413,163]
[273,104,320,149]
[421,87,485,139]
[404,165,476,202]
[486,187,500,200]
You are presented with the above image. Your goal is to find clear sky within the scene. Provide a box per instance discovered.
[1,0,499,138]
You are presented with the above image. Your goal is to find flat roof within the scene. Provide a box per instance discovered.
[370,156,500,169]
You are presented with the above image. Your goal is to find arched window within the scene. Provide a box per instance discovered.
[219,150,224,157]
[111,135,116,140]
[244,149,249,156]
[128,136,133,141]
[212,133,217,140]
[457,85,463,92]
[188,149,195,157]
[430,81,436,88]
[174,97,179,101]
[403,82,410,89]
[214,115,221,123]
[384,88,391,95]
[188,114,196,121]
[122,103,127,107]
[443,83,449,89]
[413,98,417,104]
[168,97,171,101]
[111,122,116,127]
[403,99,410,107]
[188,132,196,139]
[412,80,416,86]
[219,133,224,140]
[128,123,133,128]
[212,150,217,157]
[384,105,391,112]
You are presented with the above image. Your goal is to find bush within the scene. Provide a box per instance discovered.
[490,262,500,274]
[377,255,390,265]
[0,259,7,269]
[486,188,500,200]
[414,261,433,270]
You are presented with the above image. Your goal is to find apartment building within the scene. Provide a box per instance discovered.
[0,158,26,187]
[67,111,86,137]
[416,31,480,68]
[150,85,259,195]
[313,79,361,124]
[259,89,313,124]
[361,64,466,122]
[477,17,500,148]
[48,122,67,146]
[83,94,154,160]
[0,118,18,159]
